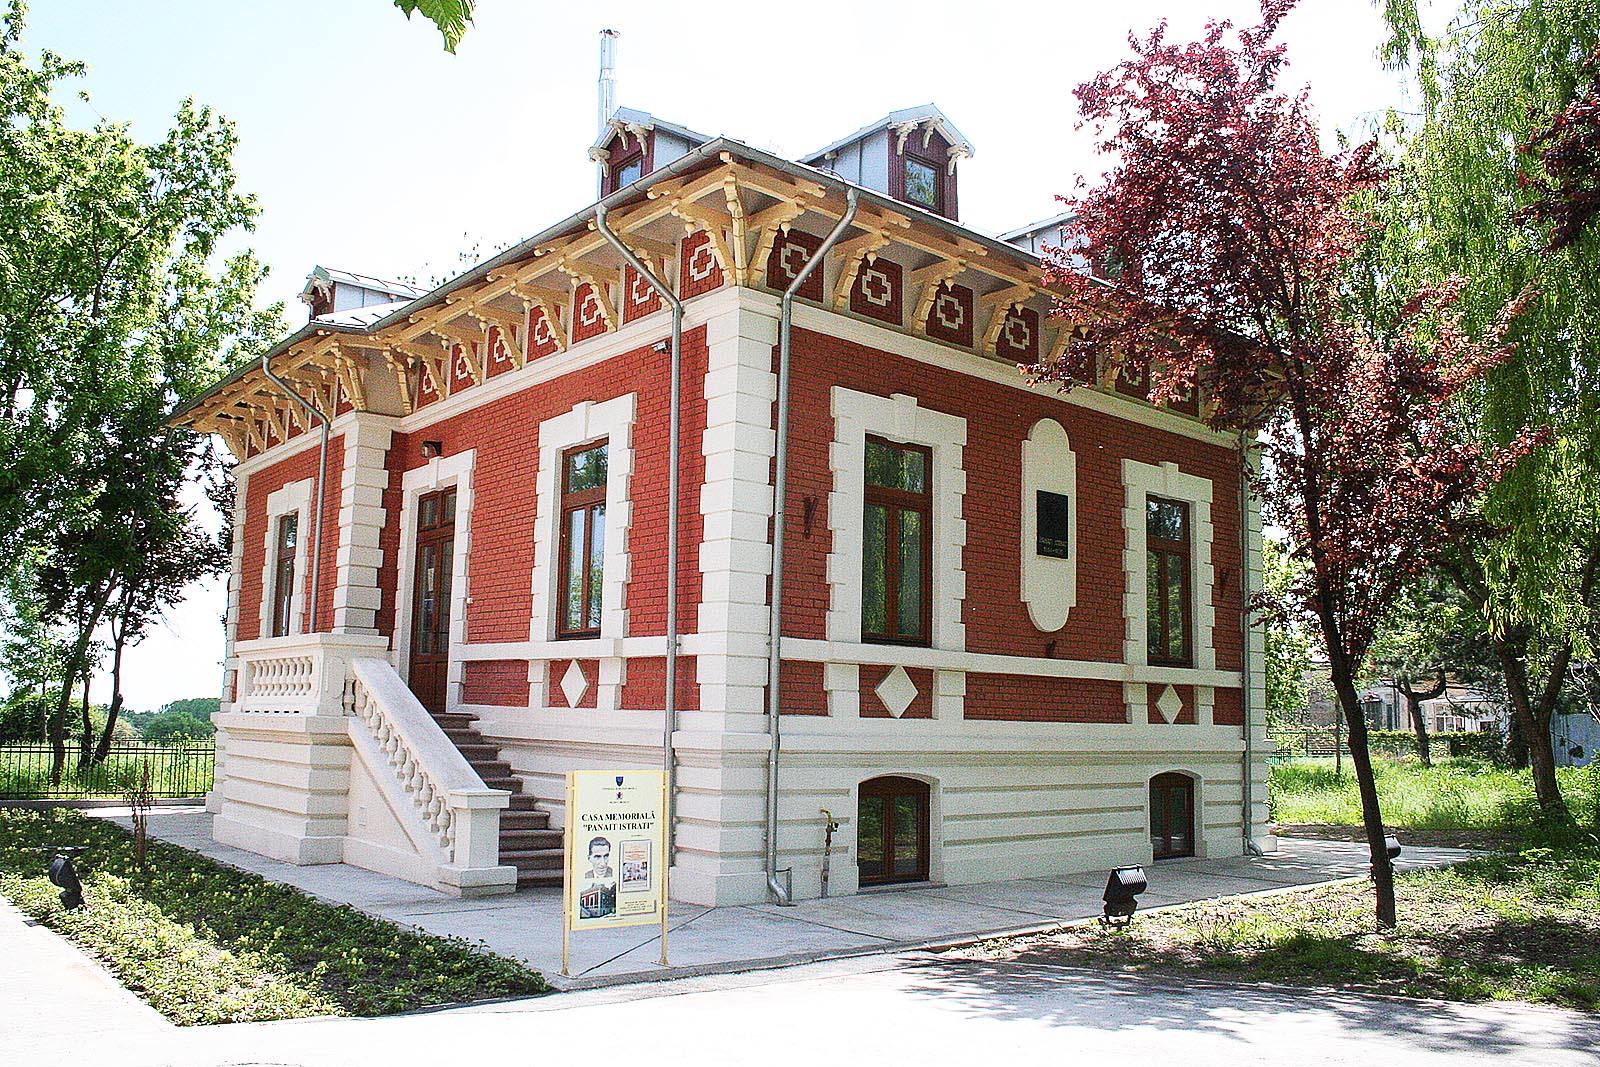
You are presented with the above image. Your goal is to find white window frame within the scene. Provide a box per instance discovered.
[529,394,636,644]
[260,479,313,639]
[1121,459,1216,670]
[393,450,476,702]
[827,388,966,650]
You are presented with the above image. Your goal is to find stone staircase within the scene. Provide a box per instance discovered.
[429,710,562,888]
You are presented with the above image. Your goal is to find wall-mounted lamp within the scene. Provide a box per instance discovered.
[421,440,444,459]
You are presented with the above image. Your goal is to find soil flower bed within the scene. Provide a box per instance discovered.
[945,843,1600,1011]
[0,808,548,1024]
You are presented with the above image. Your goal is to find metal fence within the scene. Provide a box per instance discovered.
[0,741,216,800]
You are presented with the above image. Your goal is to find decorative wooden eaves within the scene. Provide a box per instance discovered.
[907,258,968,337]
[829,229,894,307]
[556,260,617,335]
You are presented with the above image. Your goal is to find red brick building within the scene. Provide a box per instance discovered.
[175,105,1274,903]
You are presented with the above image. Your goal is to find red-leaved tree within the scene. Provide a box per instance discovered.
[1518,46,1600,253]
[1031,0,1538,926]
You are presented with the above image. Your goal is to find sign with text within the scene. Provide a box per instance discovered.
[564,770,667,934]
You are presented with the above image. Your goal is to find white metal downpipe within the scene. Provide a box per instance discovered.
[765,189,860,904]
[593,200,684,862]
[261,352,329,632]
[1239,429,1264,856]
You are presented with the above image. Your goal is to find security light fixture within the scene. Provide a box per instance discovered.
[1101,864,1146,928]
[47,852,84,910]
[421,440,444,458]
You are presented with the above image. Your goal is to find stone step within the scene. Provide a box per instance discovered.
[453,743,500,761]
[468,760,514,778]
[501,812,550,832]
[501,848,564,871]
[500,827,562,848]
[505,793,544,811]
[517,871,562,888]
[480,775,524,793]
[430,712,479,729]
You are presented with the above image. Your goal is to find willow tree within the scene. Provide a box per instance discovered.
[1375,0,1600,820]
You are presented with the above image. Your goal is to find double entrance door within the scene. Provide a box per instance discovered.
[408,488,456,714]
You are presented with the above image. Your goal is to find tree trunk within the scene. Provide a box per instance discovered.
[1494,642,1570,823]
[75,668,93,772]
[1331,669,1397,928]
[47,586,113,785]
[1395,671,1444,768]
[92,605,130,765]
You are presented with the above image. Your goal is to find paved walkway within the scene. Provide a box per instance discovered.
[121,809,1477,988]
[5,947,1598,1067]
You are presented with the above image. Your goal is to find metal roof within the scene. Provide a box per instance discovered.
[998,210,1077,244]
[312,299,415,328]
[174,136,1068,423]
[588,107,714,156]
[298,265,426,304]
[800,104,974,165]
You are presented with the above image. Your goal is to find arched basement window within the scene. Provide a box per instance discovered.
[1150,772,1195,859]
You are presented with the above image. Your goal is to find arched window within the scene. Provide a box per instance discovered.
[1150,773,1195,859]
[858,776,930,886]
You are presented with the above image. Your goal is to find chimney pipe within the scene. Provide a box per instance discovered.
[598,29,619,137]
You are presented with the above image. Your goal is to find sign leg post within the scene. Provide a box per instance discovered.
[659,774,670,968]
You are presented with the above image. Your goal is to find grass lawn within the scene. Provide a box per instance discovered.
[0,808,547,1024]
[1270,757,1600,830]
[946,759,1600,1010]
[946,844,1600,1010]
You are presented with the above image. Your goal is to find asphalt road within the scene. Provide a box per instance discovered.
[7,951,1598,1067]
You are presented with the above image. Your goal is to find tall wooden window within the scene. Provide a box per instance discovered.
[858,776,931,886]
[409,488,457,714]
[1146,497,1192,665]
[271,514,298,638]
[862,436,931,645]
[558,442,608,637]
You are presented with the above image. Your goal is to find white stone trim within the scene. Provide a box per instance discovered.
[529,394,636,712]
[392,450,476,711]
[1121,459,1216,671]
[259,478,313,639]
[1021,418,1078,631]
[332,416,395,635]
[827,387,967,650]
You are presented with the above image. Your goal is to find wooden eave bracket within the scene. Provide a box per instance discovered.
[669,199,735,282]
[829,230,893,307]
[748,198,808,289]
[908,258,968,335]
[558,261,617,335]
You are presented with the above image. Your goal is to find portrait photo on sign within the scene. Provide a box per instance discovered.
[579,834,617,919]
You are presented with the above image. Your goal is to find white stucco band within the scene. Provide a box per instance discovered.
[392,449,475,711]
[259,478,313,638]
[529,393,637,712]
[827,387,967,652]
[1121,458,1217,672]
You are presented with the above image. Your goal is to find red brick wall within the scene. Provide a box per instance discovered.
[680,230,724,299]
[528,306,562,360]
[622,264,665,322]
[1213,687,1244,726]
[777,326,1247,689]
[548,658,600,708]
[621,656,701,713]
[764,228,823,301]
[572,284,609,344]
[849,257,903,327]
[236,437,344,642]
[924,283,974,348]
[1147,684,1198,725]
[965,674,1125,723]
[777,660,828,716]
[463,660,528,706]
[375,329,709,711]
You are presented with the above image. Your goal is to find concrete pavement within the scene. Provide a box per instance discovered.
[4,947,1597,1067]
[118,809,1478,987]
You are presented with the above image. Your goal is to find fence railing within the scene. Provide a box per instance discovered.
[0,741,216,800]
[1267,727,1506,762]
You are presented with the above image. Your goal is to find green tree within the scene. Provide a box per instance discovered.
[1374,0,1600,821]
[1262,537,1312,726]
[0,4,281,782]
[139,708,215,741]
[394,0,474,52]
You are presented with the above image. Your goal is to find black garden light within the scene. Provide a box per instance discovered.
[1101,864,1147,928]
[47,850,85,910]
[1385,835,1402,861]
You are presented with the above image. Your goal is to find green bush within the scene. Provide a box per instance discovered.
[0,809,547,1023]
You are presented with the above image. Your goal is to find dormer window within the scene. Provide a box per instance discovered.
[609,151,644,191]
[903,155,941,210]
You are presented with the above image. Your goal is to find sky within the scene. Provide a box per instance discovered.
[20,0,1420,711]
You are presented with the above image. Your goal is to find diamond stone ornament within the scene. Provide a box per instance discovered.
[561,661,589,707]
[1155,684,1183,723]
[875,665,918,718]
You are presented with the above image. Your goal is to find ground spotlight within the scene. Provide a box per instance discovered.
[47,853,84,910]
[1385,834,1401,860]
[1101,864,1146,928]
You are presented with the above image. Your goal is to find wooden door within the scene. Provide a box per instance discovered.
[858,776,930,886]
[409,488,457,714]
[1150,772,1195,859]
